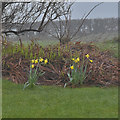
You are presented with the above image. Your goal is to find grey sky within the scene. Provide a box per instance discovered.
[71,2,118,19]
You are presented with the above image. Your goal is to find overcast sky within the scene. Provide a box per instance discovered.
[71,2,118,19]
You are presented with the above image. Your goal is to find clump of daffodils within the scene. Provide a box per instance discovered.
[31,57,48,64]
[23,57,48,90]
[71,54,93,66]
[31,57,48,69]
[64,54,93,88]
[70,57,80,71]
[70,54,93,70]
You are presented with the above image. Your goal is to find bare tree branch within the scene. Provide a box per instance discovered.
[2,2,72,35]
[71,2,103,39]
[2,2,73,47]
[46,2,103,44]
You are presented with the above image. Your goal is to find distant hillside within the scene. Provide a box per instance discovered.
[2,18,118,42]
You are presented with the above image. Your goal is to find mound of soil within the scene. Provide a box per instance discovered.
[2,42,119,87]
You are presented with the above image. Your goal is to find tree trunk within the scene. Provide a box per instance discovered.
[18,35,22,48]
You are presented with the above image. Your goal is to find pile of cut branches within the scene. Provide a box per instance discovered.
[2,41,119,87]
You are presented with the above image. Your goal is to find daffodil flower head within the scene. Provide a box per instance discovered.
[70,65,74,70]
[89,59,93,63]
[74,59,78,63]
[44,59,48,64]
[86,54,89,58]
[77,57,80,62]
[39,58,44,62]
[35,59,38,64]
[31,64,34,69]
[31,59,35,63]
[72,58,75,61]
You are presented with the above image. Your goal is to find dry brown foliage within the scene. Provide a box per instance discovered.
[2,41,119,87]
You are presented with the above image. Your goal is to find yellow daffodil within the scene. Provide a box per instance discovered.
[44,59,48,64]
[86,54,89,58]
[35,59,38,64]
[31,59,35,63]
[89,59,93,63]
[39,58,44,62]
[74,59,78,63]
[31,64,34,68]
[72,58,75,61]
[70,65,74,70]
[77,57,80,62]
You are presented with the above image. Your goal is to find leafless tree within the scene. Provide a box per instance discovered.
[2,2,73,46]
[45,8,72,44]
[45,2,103,44]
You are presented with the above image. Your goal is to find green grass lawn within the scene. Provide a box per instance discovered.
[2,79,118,118]
[12,37,118,58]
[18,39,59,47]
[93,40,118,58]
[2,38,118,118]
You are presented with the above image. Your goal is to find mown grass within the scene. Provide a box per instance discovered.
[12,36,118,58]
[28,39,118,58]
[21,40,59,47]
[93,39,118,58]
[2,37,118,118]
[2,79,118,118]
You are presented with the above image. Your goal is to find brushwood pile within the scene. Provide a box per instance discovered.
[2,40,119,87]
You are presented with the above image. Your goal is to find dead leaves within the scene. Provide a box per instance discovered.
[2,42,119,87]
